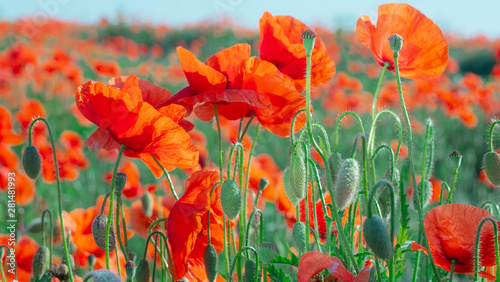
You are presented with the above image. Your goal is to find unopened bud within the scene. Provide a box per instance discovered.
[22,145,41,179]
[363,215,393,261]
[258,177,270,191]
[32,246,50,279]
[86,269,120,282]
[327,152,343,184]
[220,179,242,220]
[292,222,307,253]
[91,214,116,252]
[289,155,307,200]
[115,172,127,196]
[334,158,360,209]
[135,259,150,282]
[283,168,299,206]
[258,242,277,265]
[141,192,153,217]
[204,245,218,282]
[484,151,500,186]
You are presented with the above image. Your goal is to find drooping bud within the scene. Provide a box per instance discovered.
[388,33,404,53]
[301,29,316,56]
[283,168,299,206]
[379,169,400,221]
[114,172,127,196]
[204,244,218,282]
[289,155,307,200]
[292,222,307,253]
[258,177,270,191]
[327,152,343,185]
[32,246,50,279]
[413,180,432,209]
[220,179,242,220]
[88,254,96,269]
[125,260,137,280]
[22,145,41,179]
[244,259,259,282]
[86,269,120,282]
[484,151,500,186]
[91,214,116,252]
[141,192,153,217]
[363,215,393,261]
[25,217,44,234]
[135,259,150,282]
[258,242,277,265]
[334,158,360,209]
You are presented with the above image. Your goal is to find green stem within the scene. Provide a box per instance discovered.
[228,246,259,282]
[239,115,255,142]
[489,120,500,152]
[474,217,500,281]
[290,109,306,144]
[120,197,131,260]
[393,52,441,281]
[246,209,263,254]
[333,111,365,153]
[151,155,179,201]
[41,209,53,265]
[115,196,129,261]
[450,260,455,282]
[372,63,390,121]
[100,192,111,215]
[445,155,462,204]
[439,182,450,206]
[367,109,402,161]
[29,117,74,282]
[481,201,500,219]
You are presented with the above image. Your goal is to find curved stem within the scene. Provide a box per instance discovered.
[333,111,365,153]
[41,209,53,265]
[474,217,500,281]
[143,230,172,277]
[367,109,403,161]
[246,209,263,255]
[119,197,130,260]
[239,115,255,142]
[105,145,126,270]
[29,117,74,282]
[100,192,111,215]
[481,201,500,219]
[312,123,332,156]
[151,155,178,201]
[489,120,500,152]
[290,109,306,144]
[227,142,244,179]
[394,52,441,281]
[228,246,259,282]
[439,182,450,206]
[371,63,390,120]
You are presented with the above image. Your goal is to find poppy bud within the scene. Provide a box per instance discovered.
[87,269,120,282]
[363,215,393,261]
[141,192,153,217]
[283,168,299,206]
[244,259,259,282]
[484,151,500,186]
[22,145,41,179]
[334,158,360,209]
[258,177,270,191]
[220,179,242,220]
[135,259,150,282]
[204,244,218,282]
[289,155,307,200]
[32,246,50,279]
[379,169,400,221]
[128,251,137,263]
[292,222,307,253]
[125,260,137,280]
[25,217,44,234]
[413,180,432,209]
[91,214,116,252]
[88,254,96,269]
[327,152,343,184]
[388,33,404,53]
[301,29,316,56]
[62,253,75,271]
[258,242,277,265]
[114,172,127,196]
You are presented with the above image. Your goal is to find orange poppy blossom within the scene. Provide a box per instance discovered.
[15,99,47,140]
[0,143,19,170]
[0,168,35,206]
[259,12,335,91]
[356,3,448,79]
[411,204,499,279]
[76,74,199,177]
[166,169,228,281]
[298,251,371,282]
[92,60,120,77]
[0,105,23,145]
[165,43,307,137]
[0,43,38,75]
[406,176,447,205]
[0,235,40,281]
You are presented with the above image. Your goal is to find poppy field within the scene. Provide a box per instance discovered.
[2,2,500,281]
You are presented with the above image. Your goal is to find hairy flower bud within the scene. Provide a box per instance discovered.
[334,158,360,209]
[289,155,307,200]
[292,222,307,253]
[141,192,153,217]
[327,152,343,185]
[283,168,299,206]
[204,245,218,282]
[258,242,277,265]
[363,215,393,261]
[484,151,500,186]
[86,269,120,282]
[220,179,242,220]
[91,214,116,252]
[32,246,50,279]
[22,145,41,179]
[135,259,150,282]
[114,172,127,196]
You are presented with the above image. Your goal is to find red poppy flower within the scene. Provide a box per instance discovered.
[0,144,18,170]
[0,168,35,206]
[76,74,199,177]
[0,106,23,145]
[15,99,47,140]
[0,43,38,75]
[259,12,335,91]
[423,204,500,276]
[166,169,226,281]
[298,251,371,282]
[168,44,307,137]
[93,60,120,77]
[0,235,39,282]
[356,3,448,79]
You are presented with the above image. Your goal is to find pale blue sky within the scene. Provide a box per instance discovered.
[1,0,499,38]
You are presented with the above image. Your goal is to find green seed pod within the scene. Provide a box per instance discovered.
[327,152,343,185]
[204,244,218,282]
[87,269,121,282]
[91,214,116,252]
[141,192,153,217]
[115,172,128,196]
[413,180,432,209]
[88,254,96,269]
[217,250,226,275]
[334,158,360,209]
[55,264,69,281]
[258,177,270,191]
[292,222,307,253]
[379,169,400,221]
[363,216,393,261]
[244,259,259,282]
[220,179,241,220]
[283,168,299,206]
[22,145,41,179]
[135,259,150,282]
[258,242,277,265]
[289,155,307,200]
[25,217,44,234]
[301,29,316,56]
[32,246,50,279]
[484,151,500,186]
[125,260,137,280]
[388,33,404,53]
